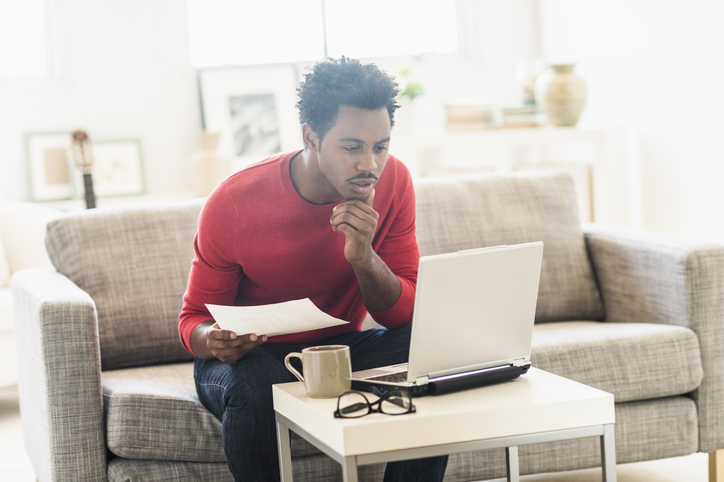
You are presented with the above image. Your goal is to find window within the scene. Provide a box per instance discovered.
[187,0,326,67]
[186,0,457,68]
[323,1,458,59]
[0,0,50,79]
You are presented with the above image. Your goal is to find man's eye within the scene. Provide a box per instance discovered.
[343,146,360,152]
[375,145,389,152]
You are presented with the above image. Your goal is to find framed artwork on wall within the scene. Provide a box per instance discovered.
[26,132,75,201]
[26,133,145,202]
[197,64,302,170]
[74,139,145,198]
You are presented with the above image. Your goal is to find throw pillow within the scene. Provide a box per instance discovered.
[414,171,604,322]
[45,200,205,370]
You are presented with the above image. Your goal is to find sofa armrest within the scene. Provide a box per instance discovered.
[12,268,107,482]
[583,223,724,453]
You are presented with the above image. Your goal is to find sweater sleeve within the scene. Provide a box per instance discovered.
[178,182,243,355]
[367,163,419,328]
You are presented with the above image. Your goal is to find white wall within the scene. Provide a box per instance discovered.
[0,0,541,203]
[0,0,200,200]
[539,0,724,240]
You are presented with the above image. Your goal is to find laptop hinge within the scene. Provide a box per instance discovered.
[513,358,528,367]
[415,376,429,385]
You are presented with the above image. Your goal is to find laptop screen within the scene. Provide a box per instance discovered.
[406,242,543,381]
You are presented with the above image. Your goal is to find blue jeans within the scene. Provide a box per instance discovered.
[195,324,448,481]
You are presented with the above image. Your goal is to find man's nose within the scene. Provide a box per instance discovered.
[357,150,377,171]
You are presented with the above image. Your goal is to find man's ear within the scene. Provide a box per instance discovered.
[302,124,320,152]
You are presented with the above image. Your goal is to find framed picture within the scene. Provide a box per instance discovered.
[198,64,302,170]
[26,132,75,201]
[75,139,145,197]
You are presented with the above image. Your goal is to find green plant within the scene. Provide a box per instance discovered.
[397,68,424,102]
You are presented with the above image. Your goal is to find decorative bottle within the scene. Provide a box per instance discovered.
[190,131,230,197]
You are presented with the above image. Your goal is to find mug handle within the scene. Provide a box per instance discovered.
[284,353,304,382]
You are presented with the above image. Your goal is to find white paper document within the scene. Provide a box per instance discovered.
[205,298,349,337]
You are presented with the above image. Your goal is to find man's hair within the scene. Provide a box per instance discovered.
[296,56,400,142]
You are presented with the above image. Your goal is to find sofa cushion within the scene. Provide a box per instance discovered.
[103,363,224,462]
[414,172,604,322]
[108,458,234,482]
[107,396,698,482]
[531,321,703,402]
[102,362,319,462]
[46,200,205,369]
[104,321,703,463]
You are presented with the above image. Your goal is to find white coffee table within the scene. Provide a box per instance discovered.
[274,367,616,482]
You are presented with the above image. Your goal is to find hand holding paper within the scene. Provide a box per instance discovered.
[205,298,349,337]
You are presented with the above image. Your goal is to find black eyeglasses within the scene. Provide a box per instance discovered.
[334,389,416,418]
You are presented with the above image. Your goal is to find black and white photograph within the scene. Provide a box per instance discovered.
[229,93,281,159]
[198,64,300,170]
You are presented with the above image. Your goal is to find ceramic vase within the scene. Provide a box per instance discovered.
[190,131,230,197]
[535,64,587,127]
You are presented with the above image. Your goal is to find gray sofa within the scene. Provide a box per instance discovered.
[13,171,724,481]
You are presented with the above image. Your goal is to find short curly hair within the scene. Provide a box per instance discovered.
[296,56,400,143]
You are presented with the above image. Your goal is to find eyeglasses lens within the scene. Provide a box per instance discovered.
[338,392,370,418]
[380,390,412,415]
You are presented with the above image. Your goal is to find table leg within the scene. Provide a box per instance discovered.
[506,446,520,482]
[276,418,293,482]
[342,457,359,482]
[600,424,617,482]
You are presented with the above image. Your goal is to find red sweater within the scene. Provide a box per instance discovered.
[179,150,420,356]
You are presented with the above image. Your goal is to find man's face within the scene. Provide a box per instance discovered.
[314,105,391,203]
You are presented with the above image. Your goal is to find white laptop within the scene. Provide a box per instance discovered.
[351,241,544,397]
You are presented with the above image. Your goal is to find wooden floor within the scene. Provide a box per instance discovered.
[0,385,709,482]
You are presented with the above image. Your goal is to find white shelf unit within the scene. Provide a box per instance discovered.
[392,127,641,229]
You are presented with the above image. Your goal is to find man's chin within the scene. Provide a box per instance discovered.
[343,191,373,203]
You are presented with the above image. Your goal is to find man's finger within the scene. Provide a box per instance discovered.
[212,333,267,363]
[241,333,267,346]
[334,223,355,237]
[235,334,268,358]
[208,327,238,340]
[364,188,375,208]
[331,204,376,227]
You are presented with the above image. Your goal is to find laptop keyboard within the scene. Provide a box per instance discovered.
[368,371,408,383]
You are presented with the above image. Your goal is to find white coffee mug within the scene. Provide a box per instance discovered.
[284,345,352,398]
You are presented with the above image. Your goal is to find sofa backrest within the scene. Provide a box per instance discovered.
[46,200,204,370]
[414,171,604,323]
[44,171,603,370]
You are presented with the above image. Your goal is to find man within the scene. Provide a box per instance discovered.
[179,57,448,481]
